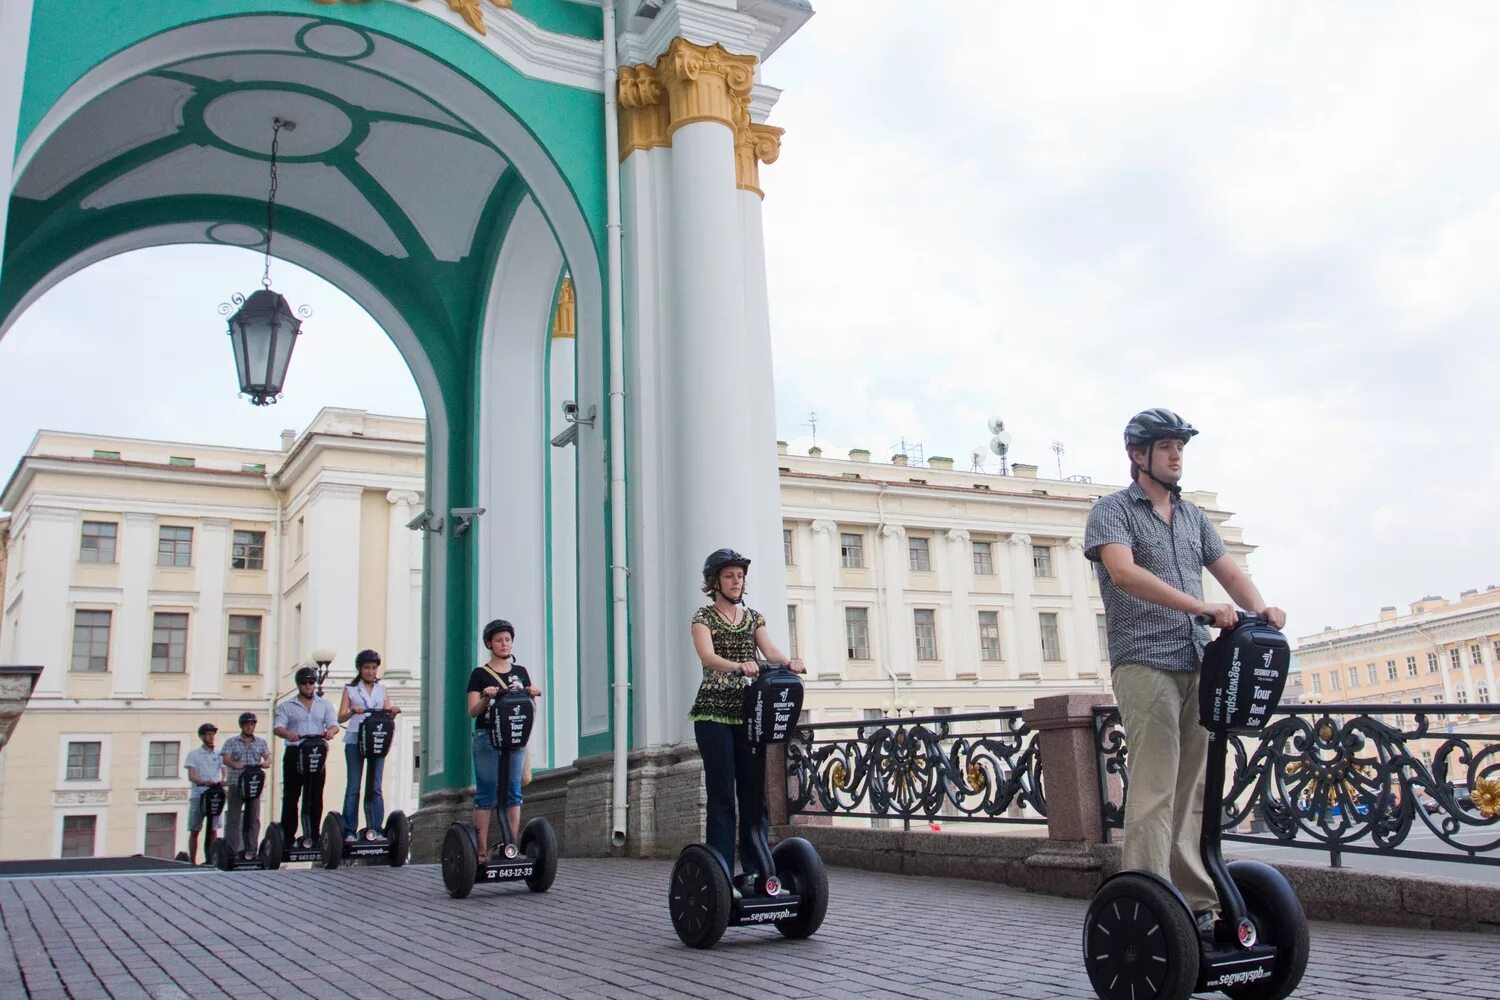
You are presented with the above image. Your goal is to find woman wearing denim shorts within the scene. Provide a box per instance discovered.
[467,619,542,854]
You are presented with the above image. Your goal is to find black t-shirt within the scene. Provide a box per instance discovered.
[467,663,532,731]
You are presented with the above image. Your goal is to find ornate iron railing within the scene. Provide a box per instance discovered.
[786,711,1046,829]
[1094,703,1500,867]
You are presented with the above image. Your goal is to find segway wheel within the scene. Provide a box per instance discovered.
[520,817,558,893]
[771,837,828,939]
[442,823,479,899]
[211,839,233,872]
[669,845,732,950]
[320,813,344,870]
[1223,861,1309,1000]
[385,811,411,868]
[1083,874,1199,1000]
[260,825,285,871]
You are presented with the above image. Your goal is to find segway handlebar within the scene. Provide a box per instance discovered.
[1192,610,1265,628]
[737,658,794,677]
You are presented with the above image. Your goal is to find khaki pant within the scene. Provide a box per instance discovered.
[1113,663,1217,912]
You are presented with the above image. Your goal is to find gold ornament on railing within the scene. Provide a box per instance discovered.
[830,761,848,791]
[1471,778,1500,818]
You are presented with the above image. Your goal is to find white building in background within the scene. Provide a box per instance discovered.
[0,413,1258,859]
[778,447,1252,724]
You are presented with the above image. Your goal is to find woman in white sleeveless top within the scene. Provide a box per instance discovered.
[338,649,400,841]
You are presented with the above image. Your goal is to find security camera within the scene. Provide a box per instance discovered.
[562,400,580,420]
[562,400,596,427]
[405,508,442,533]
[449,507,486,538]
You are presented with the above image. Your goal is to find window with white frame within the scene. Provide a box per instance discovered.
[1450,648,1462,670]
[844,607,870,660]
[1097,614,1110,660]
[1479,683,1491,703]
[231,530,265,570]
[157,525,193,567]
[144,813,176,859]
[1407,656,1418,678]
[1347,666,1359,688]
[840,532,864,569]
[1473,644,1484,666]
[978,612,1001,661]
[1457,688,1469,704]
[783,528,794,566]
[913,609,938,660]
[1330,671,1341,691]
[1038,613,1062,661]
[61,816,97,858]
[1494,640,1500,663]
[908,537,931,572]
[972,541,994,575]
[146,741,179,780]
[787,605,798,660]
[151,613,189,673]
[66,741,101,780]
[79,521,117,563]
[1427,652,1439,673]
[227,615,261,674]
[1032,545,1054,579]
[1386,660,1398,682]
[1311,674,1322,694]
[1367,663,1378,684]
[71,610,111,672]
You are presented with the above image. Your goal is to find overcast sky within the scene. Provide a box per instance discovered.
[3,2,1498,640]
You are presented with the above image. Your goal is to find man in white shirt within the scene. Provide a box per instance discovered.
[272,665,340,840]
[184,723,224,865]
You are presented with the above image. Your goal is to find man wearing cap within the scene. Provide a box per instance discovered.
[272,665,340,840]
[184,723,224,865]
[221,711,271,856]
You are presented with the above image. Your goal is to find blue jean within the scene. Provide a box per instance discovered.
[694,720,764,876]
[471,729,525,810]
[342,743,386,837]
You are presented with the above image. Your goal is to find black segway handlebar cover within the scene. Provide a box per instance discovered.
[238,765,266,800]
[358,710,397,759]
[202,783,226,817]
[1197,613,1290,732]
[486,687,535,752]
[296,736,329,777]
[742,661,804,746]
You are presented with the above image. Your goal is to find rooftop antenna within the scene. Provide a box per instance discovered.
[803,411,819,449]
[1051,441,1064,480]
[969,447,987,473]
[987,417,1011,476]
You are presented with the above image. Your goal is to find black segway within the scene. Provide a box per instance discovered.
[212,764,284,871]
[669,661,828,949]
[341,710,411,867]
[274,735,344,869]
[441,683,558,898]
[1083,613,1310,1000]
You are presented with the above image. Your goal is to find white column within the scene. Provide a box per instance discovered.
[810,520,841,677]
[189,518,229,698]
[13,506,74,697]
[1480,638,1498,707]
[113,512,158,699]
[0,0,33,288]
[1064,537,1093,680]
[1459,642,1478,707]
[384,491,419,677]
[880,525,910,678]
[548,334,579,768]
[1007,534,1039,677]
[946,530,974,680]
[1436,644,1455,705]
[305,484,362,677]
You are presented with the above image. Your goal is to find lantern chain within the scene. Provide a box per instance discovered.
[262,118,288,290]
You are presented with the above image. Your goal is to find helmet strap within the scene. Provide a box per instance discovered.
[1143,441,1183,499]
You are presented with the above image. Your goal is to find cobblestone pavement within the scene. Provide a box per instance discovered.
[2,859,1498,999]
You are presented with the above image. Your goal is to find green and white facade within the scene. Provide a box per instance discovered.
[0,0,811,856]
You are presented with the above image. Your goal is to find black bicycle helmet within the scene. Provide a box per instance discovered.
[294,665,318,686]
[355,648,381,668]
[1123,408,1198,448]
[483,619,515,645]
[702,548,751,588]
[238,711,258,725]
[197,722,217,737]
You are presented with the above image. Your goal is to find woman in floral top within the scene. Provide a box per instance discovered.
[690,547,803,887]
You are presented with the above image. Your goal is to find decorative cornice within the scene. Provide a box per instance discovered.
[386,489,423,506]
[946,529,971,545]
[880,524,906,540]
[552,275,576,340]
[810,519,838,536]
[311,0,512,37]
[1008,533,1033,548]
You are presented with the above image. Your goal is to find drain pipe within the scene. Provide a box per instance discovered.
[602,0,630,850]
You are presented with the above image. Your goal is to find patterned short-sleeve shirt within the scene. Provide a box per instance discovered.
[688,605,765,724]
[1084,480,1227,672]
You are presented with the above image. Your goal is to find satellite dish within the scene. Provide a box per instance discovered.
[989,432,1012,456]
[987,417,1006,435]
[970,447,987,464]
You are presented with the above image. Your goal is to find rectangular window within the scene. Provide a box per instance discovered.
[92,449,120,462]
[66,741,101,781]
[242,462,266,474]
[1311,674,1323,694]
[79,521,118,563]
[978,611,1001,661]
[1427,652,1439,673]
[971,541,993,575]
[1330,671,1341,691]
[146,741,179,780]
[1473,644,1484,666]
[157,525,193,567]
[908,536,931,572]
[61,816,97,858]
[1407,656,1418,678]
[783,528,794,566]
[1348,666,1359,688]
[150,612,189,673]
[1480,683,1491,703]
[1367,663,1378,684]
[913,609,938,660]
[840,532,864,569]
[168,456,195,468]
[1413,695,1422,705]
[1457,688,1469,704]
[1032,545,1054,579]
[226,615,262,674]
[1096,614,1109,660]
[1450,648,1462,670]
[844,607,870,660]
[1494,640,1500,664]
[144,813,176,860]
[231,530,266,570]
[1038,612,1062,661]
[862,708,884,722]
[1387,660,1398,682]
[787,605,798,660]
[71,610,112,672]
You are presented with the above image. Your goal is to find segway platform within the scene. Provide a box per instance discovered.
[341,813,411,866]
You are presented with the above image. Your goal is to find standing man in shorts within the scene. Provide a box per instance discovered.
[1084,408,1285,936]
[184,723,224,865]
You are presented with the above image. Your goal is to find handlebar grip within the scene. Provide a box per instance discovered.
[1194,610,1258,627]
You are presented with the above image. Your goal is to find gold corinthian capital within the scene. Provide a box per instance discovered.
[616,39,782,197]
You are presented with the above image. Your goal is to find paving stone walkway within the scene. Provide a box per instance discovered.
[2,859,1498,999]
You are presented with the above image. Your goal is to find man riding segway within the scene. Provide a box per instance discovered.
[184,723,224,865]
[220,712,271,860]
[272,663,342,866]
